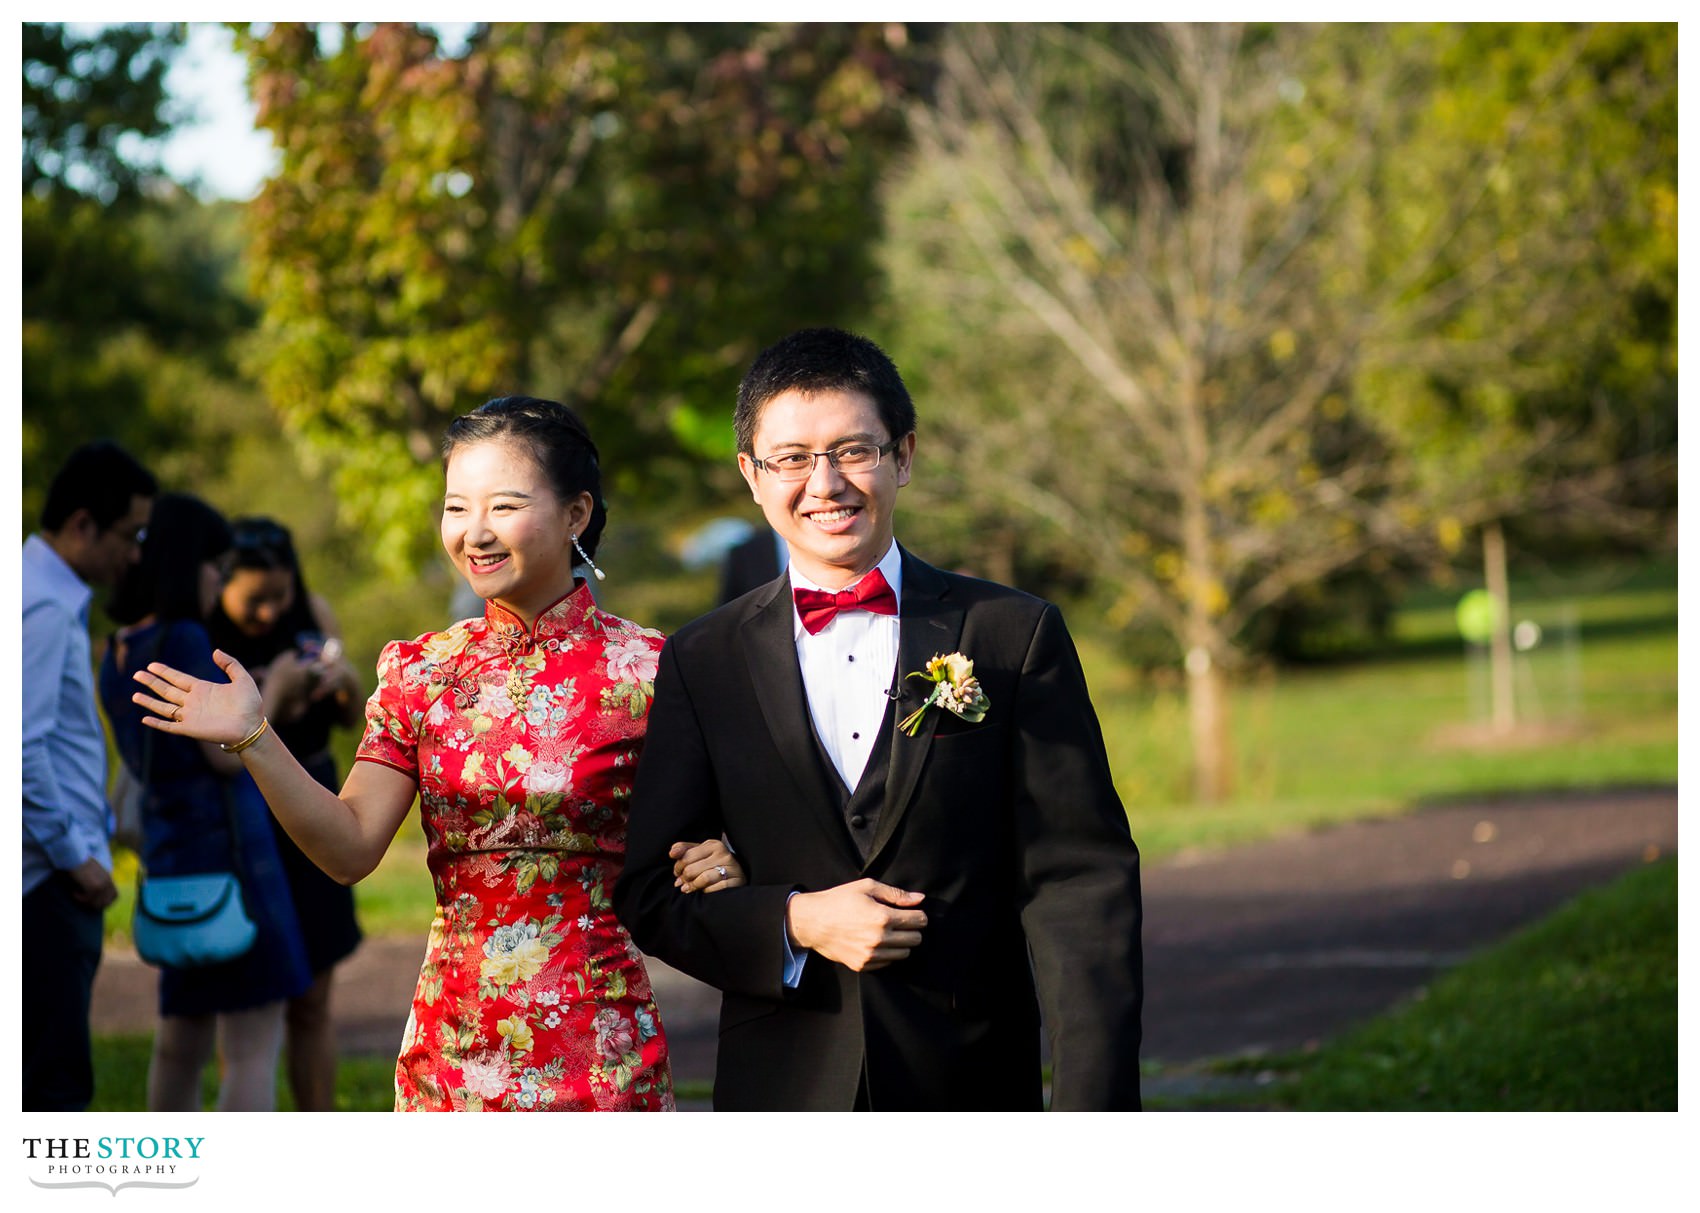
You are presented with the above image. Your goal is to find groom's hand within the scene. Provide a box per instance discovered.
[785,879,927,972]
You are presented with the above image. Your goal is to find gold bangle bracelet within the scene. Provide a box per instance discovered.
[220,717,270,754]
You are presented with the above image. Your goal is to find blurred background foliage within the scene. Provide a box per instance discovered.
[21,20,1675,804]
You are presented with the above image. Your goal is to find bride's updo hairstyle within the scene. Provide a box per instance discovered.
[441,395,608,560]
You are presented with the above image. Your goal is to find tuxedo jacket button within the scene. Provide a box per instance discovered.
[849,814,867,829]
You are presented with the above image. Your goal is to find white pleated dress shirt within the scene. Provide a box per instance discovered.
[780,541,904,983]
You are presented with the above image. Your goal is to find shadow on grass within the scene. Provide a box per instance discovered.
[1280,607,1679,670]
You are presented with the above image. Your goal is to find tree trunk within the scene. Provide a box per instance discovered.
[1185,644,1234,803]
[1179,438,1233,802]
[1483,520,1516,734]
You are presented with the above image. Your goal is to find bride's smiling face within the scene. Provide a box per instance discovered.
[441,438,592,625]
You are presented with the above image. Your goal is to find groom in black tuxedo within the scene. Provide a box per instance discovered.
[615,328,1142,1110]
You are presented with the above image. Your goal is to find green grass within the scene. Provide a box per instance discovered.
[1237,857,1677,1111]
[87,1034,400,1112]
[87,1032,713,1111]
[1079,556,1676,861]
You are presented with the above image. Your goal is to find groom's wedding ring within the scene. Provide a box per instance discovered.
[716,866,728,880]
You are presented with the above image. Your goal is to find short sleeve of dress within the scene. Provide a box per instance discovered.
[354,639,422,778]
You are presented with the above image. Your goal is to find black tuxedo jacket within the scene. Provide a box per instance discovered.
[615,548,1142,1110]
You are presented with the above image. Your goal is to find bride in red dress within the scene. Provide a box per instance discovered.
[128,397,742,1110]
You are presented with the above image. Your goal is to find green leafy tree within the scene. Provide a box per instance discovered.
[883,23,1674,801]
[21,21,217,527]
[22,21,182,204]
[1342,23,1676,732]
[237,21,919,576]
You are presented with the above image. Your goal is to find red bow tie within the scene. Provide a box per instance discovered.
[793,567,898,635]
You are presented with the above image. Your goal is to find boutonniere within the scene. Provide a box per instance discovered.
[898,652,990,737]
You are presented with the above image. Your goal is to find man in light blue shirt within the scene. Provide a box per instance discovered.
[22,440,155,1110]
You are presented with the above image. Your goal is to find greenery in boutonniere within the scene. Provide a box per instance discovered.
[898,652,990,736]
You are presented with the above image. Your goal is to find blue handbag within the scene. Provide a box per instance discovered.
[133,873,257,967]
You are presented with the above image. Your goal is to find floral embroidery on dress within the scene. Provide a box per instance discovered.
[600,632,660,718]
[356,584,673,1111]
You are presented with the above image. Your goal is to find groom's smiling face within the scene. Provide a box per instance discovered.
[738,387,915,591]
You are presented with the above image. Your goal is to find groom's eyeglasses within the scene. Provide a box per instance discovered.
[750,439,900,482]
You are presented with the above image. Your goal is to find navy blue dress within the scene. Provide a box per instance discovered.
[205,609,363,977]
[100,620,311,1017]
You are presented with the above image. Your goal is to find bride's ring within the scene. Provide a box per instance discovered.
[171,706,181,722]
[716,865,728,880]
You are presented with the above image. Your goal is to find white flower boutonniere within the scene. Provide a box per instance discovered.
[898,652,990,737]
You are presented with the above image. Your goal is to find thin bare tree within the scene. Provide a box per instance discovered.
[887,23,1673,800]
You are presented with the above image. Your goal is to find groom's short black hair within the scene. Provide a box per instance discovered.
[734,328,916,455]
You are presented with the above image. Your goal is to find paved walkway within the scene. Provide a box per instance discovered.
[91,785,1676,1103]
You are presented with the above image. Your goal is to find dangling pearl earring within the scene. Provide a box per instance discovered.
[572,533,606,581]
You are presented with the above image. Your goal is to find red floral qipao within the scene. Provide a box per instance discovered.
[356,585,674,1111]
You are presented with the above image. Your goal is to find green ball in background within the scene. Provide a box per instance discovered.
[1456,590,1501,644]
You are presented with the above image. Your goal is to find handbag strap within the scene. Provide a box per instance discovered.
[131,621,248,887]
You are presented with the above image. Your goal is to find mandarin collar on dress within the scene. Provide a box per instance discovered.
[483,581,597,652]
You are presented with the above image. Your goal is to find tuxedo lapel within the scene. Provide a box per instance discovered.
[866,550,964,866]
[739,578,861,862]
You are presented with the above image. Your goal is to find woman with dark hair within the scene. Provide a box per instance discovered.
[207,517,364,1112]
[128,398,743,1112]
[98,494,311,1111]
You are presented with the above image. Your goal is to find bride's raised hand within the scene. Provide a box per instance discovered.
[132,649,265,749]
